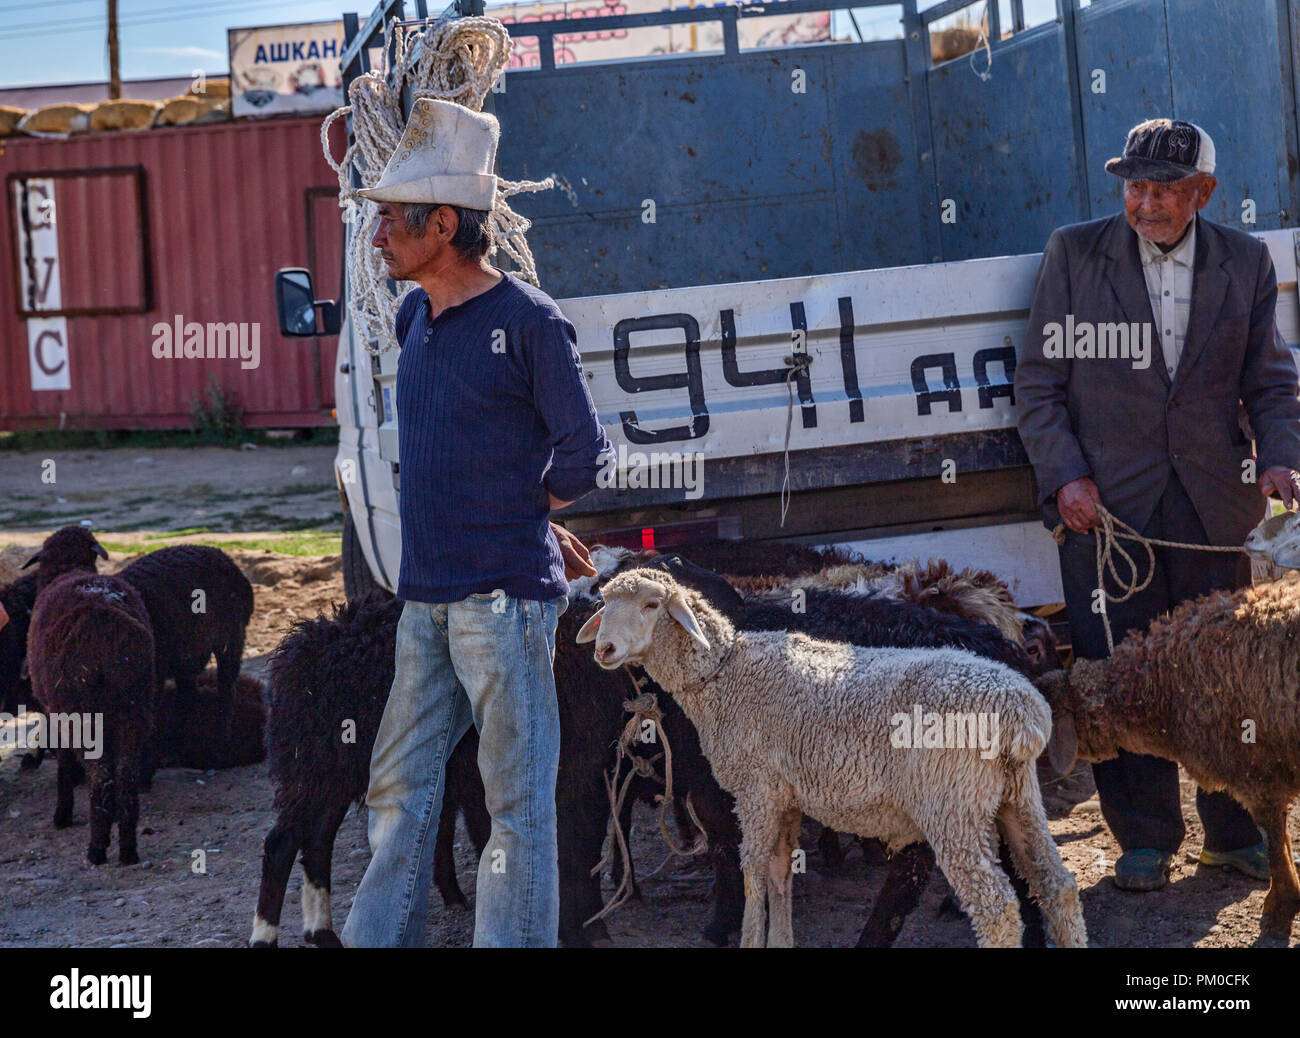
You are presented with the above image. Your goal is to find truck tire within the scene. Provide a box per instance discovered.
[342,510,390,602]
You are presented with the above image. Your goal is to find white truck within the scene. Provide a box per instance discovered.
[274,0,1300,617]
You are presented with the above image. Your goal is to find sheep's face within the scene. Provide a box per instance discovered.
[21,525,108,573]
[1019,612,1058,673]
[1244,510,1300,567]
[575,571,710,669]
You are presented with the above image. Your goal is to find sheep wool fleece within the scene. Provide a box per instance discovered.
[598,571,1087,948]
[393,270,611,604]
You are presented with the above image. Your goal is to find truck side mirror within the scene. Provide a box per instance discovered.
[275,267,341,337]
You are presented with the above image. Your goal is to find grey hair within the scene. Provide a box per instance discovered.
[403,203,495,260]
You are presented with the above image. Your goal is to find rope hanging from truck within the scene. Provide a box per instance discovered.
[320,14,557,355]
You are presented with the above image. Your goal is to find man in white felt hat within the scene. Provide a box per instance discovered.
[1016,117,1300,895]
[340,97,612,948]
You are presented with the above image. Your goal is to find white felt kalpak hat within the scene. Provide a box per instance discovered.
[358,97,499,210]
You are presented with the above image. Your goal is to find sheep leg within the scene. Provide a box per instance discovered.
[432,796,466,908]
[215,638,243,733]
[856,841,935,948]
[996,785,1087,948]
[677,775,744,945]
[115,724,143,865]
[704,842,744,947]
[300,799,349,947]
[1256,800,1300,938]
[86,752,114,866]
[557,775,614,947]
[436,730,488,908]
[251,817,300,947]
[764,808,801,948]
[736,798,781,948]
[740,863,768,949]
[53,748,76,829]
[139,709,158,793]
[926,824,1022,948]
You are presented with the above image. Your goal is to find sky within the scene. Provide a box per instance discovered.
[0,0,1059,89]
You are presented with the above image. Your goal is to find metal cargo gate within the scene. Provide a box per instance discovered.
[458,0,1300,296]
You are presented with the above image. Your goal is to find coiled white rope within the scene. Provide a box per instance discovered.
[320,13,557,355]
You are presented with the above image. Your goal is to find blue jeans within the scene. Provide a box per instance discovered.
[339,591,567,948]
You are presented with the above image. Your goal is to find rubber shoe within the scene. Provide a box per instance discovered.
[1198,843,1270,881]
[1113,848,1174,891]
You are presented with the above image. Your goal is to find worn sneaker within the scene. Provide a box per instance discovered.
[1198,843,1270,881]
[1113,848,1174,891]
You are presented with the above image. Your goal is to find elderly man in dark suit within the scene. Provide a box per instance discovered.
[1015,118,1300,892]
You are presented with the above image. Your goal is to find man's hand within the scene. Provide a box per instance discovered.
[1260,466,1300,509]
[1057,476,1103,534]
[551,521,596,580]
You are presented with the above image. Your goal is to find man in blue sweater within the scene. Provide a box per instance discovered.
[339,99,611,948]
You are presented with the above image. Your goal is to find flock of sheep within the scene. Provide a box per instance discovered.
[3,520,1300,946]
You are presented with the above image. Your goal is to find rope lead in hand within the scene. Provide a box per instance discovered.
[1052,504,1248,653]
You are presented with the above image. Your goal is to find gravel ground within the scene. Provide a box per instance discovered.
[0,445,1294,948]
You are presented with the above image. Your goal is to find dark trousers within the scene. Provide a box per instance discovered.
[1058,471,1261,854]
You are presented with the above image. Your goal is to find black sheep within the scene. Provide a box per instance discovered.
[0,571,38,715]
[13,526,109,773]
[20,525,107,590]
[26,570,155,865]
[117,545,253,737]
[14,532,255,778]
[251,594,489,947]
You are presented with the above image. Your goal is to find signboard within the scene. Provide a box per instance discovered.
[556,254,1040,463]
[228,21,345,118]
[13,178,70,392]
[494,0,831,67]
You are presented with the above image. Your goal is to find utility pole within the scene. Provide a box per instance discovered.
[107,0,121,99]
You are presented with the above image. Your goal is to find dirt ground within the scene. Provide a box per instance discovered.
[0,446,1295,948]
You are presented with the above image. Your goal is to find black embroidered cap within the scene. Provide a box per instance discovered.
[1105,118,1216,183]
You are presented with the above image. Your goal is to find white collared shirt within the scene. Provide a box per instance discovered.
[1137,222,1196,378]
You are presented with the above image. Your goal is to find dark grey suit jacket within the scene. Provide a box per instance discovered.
[1014,212,1300,546]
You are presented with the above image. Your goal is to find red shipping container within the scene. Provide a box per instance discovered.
[0,114,346,430]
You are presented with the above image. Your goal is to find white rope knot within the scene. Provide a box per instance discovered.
[320,13,557,356]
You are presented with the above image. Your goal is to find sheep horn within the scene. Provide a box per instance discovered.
[92,543,109,560]
[19,551,40,569]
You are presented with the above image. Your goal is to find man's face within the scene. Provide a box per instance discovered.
[1123,173,1217,245]
[371,202,440,280]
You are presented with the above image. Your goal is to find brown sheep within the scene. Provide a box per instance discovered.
[1037,573,1300,939]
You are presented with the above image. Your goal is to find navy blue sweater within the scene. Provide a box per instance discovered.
[393,270,611,603]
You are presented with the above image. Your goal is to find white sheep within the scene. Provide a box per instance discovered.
[577,568,1088,948]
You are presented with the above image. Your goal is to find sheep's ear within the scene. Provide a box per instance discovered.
[575,608,603,644]
[19,551,40,570]
[667,591,710,651]
[1046,710,1078,777]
